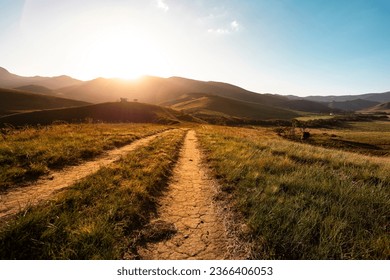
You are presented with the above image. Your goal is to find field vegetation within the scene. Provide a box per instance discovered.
[0,129,186,259]
[0,123,170,191]
[295,115,336,121]
[285,121,390,156]
[196,125,389,259]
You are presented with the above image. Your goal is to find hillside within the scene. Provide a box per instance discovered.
[0,67,82,89]
[0,101,198,127]
[58,76,330,114]
[57,76,287,105]
[1,67,346,117]
[278,99,335,113]
[329,99,380,111]
[14,85,53,94]
[5,66,388,117]
[166,93,298,120]
[0,88,90,116]
[360,102,390,113]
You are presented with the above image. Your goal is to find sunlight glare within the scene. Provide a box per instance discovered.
[83,27,170,80]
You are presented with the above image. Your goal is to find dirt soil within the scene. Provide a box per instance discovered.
[138,130,245,260]
[0,130,172,220]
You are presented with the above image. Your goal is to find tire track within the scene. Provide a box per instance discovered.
[0,130,174,220]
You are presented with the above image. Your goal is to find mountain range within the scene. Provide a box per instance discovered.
[0,66,389,125]
[0,67,81,89]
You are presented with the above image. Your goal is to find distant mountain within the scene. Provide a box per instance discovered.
[303,91,390,103]
[57,76,286,105]
[165,92,298,120]
[4,66,388,118]
[0,101,198,127]
[286,91,390,112]
[58,76,331,115]
[0,67,82,89]
[0,88,90,117]
[329,99,380,111]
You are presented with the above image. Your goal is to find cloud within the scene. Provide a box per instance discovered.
[156,0,169,12]
[231,20,239,31]
[208,20,240,35]
[208,28,230,34]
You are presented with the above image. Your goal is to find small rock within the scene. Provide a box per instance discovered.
[240,224,251,236]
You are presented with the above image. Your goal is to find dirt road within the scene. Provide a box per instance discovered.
[0,130,172,219]
[138,130,234,259]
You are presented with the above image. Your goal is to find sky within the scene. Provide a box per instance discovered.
[0,0,389,96]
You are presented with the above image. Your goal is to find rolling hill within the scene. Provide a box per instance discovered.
[4,66,388,120]
[56,76,279,104]
[165,92,298,120]
[57,76,331,114]
[360,102,390,114]
[0,88,90,116]
[329,99,380,111]
[0,101,199,127]
[14,85,54,94]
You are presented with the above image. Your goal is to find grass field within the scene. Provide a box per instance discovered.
[196,125,389,259]
[1,121,389,260]
[295,115,336,121]
[291,121,390,156]
[0,128,186,259]
[0,123,170,191]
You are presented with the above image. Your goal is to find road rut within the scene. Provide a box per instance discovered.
[0,130,172,219]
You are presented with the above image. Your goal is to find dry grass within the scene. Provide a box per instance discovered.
[0,129,186,259]
[0,123,170,191]
[290,121,390,156]
[196,125,390,259]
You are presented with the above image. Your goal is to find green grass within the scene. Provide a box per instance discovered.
[0,123,171,191]
[0,129,186,259]
[196,125,390,259]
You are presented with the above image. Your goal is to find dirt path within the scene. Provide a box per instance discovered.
[0,130,173,220]
[138,130,234,260]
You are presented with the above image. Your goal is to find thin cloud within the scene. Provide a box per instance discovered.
[156,0,169,12]
[231,20,239,31]
[208,28,230,34]
[208,20,240,35]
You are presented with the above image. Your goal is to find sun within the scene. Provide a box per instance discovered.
[82,28,170,80]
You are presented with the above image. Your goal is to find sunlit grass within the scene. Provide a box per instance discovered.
[196,125,389,259]
[295,115,336,121]
[294,121,390,156]
[0,123,170,191]
[0,129,186,259]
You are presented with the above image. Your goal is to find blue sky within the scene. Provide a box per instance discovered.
[0,0,389,96]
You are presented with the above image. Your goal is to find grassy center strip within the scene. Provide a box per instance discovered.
[196,125,389,259]
[0,129,186,259]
